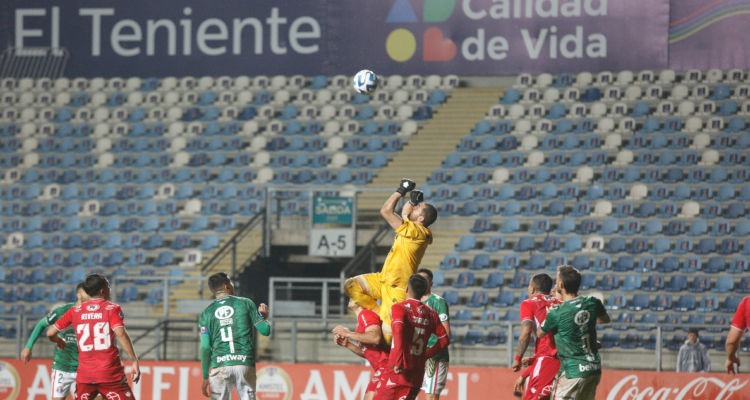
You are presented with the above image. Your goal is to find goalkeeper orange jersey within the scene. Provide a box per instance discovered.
[380,216,433,288]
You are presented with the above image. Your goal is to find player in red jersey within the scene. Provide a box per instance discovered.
[47,274,141,400]
[512,273,562,400]
[386,274,450,400]
[333,298,390,400]
[726,296,750,374]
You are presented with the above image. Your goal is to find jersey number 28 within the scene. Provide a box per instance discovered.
[77,322,111,352]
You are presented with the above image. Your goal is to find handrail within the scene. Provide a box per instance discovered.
[340,222,391,280]
[130,319,168,346]
[201,212,265,276]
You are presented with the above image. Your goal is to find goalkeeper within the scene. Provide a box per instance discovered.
[344,179,437,344]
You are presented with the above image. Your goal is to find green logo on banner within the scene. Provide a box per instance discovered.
[313,197,353,224]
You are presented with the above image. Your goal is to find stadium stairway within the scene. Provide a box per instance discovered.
[150,227,264,317]
[358,87,504,210]
[357,87,504,270]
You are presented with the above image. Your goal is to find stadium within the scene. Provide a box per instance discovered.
[0,0,749,399]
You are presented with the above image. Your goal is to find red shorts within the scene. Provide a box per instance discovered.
[367,367,389,400]
[74,378,135,400]
[383,384,420,400]
[525,356,560,400]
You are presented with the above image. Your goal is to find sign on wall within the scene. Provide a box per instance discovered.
[313,197,353,225]
[1,0,670,77]
[0,359,747,400]
[309,196,356,257]
[308,228,356,257]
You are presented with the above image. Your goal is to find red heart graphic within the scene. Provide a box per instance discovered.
[423,27,456,61]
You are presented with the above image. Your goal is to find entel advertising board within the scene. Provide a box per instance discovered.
[0,359,747,400]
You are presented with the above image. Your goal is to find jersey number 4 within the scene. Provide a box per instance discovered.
[410,327,425,356]
[77,322,111,352]
[221,327,235,353]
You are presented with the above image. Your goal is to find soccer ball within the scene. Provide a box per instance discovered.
[353,70,378,95]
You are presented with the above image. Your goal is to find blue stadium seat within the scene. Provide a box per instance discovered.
[467,291,489,308]
[674,295,696,312]
[554,218,575,235]
[637,314,658,331]
[591,255,611,272]
[483,236,505,252]
[642,275,665,292]
[721,296,742,313]
[597,274,620,291]
[468,254,490,270]
[513,236,535,252]
[439,253,460,270]
[455,235,476,252]
[442,291,459,307]
[605,293,626,311]
[507,272,530,289]
[697,295,719,313]
[579,274,596,291]
[625,294,650,312]
[482,272,504,289]
[651,295,673,311]
[526,254,545,270]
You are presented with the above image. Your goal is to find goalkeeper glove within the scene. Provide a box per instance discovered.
[395,178,416,196]
[409,190,424,206]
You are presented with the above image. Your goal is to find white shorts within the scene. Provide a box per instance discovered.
[209,365,257,400]
[552,371,601,400]
[421,361,449,395]
[51,369,76,399]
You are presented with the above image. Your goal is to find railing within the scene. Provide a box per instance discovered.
[264,318,735,370]
[112,276,212,318]
[130,317,200,361]
[201,212,265,277]
[268,278,345,321]
[0,47,69,79]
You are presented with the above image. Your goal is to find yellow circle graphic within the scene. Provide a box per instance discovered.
[0,361,21,400]
[386,29,416,62]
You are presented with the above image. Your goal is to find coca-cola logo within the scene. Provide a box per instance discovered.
[606,375,748,400]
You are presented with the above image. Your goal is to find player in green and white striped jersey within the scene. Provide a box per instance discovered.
[20,283,88,400]
[199,272,271,400]
[538,265,610,400]
[417,269,451,400]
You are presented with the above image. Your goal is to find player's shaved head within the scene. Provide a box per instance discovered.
[557,265,582,295]
[407,274,429,299]
[417,268,433,283]
[83,274,109,297]
[208,272,232,295]
[422,204,438,227]
[531,273,553,294]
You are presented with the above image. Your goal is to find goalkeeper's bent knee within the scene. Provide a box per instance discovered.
[345,277,380,313]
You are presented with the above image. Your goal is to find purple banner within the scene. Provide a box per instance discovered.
[668,0,750,71]
[0,0,670,77]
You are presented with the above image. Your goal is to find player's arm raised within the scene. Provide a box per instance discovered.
[114,327,141,383]
[381,178,416,230]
